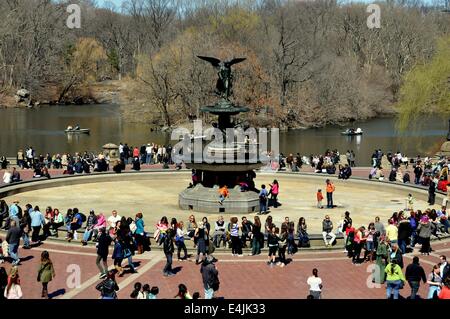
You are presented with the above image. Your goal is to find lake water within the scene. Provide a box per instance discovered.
[0,104,448,165]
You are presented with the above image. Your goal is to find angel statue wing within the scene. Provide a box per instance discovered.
[197,56,222,68]
[224,58,246,67]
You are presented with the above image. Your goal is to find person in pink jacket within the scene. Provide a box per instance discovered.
[93,213,107,242]
[269,180,280,208]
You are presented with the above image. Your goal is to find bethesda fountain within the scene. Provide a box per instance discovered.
[178,56,265,213]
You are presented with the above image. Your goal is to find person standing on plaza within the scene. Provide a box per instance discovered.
[163,227,175,277]
[325,179,335,209]
[96,228,112,279]
[258,185,269,214]
[397,214,412,254]
[267,226,279,267]
[385,219,398,245]
[30,206,44,244]
[4,266,22,299]
[307,268,323,299]
[134,213,145,254]
[405,256,427,299]
[250,216,262,256]
[6,220,22,266]
[229,217,242,257]
[374,235,389,284]
[176,221,188,261]
[417,215,432,255]
[322,215,336,247]
[278,224,288,267]
[200,255,219,299]
[440,255,450,281]
[385,259,406,299]
[269,180,279,208]
[427,264,442,299]
[37,251,55,299]
[316,189,324,209]
[194,221,208,264]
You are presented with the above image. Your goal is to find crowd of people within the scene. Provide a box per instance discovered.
[0,143,180,184]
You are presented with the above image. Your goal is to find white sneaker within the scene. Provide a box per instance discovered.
[238,254,243,257]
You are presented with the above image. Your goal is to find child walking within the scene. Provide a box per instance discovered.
[218,185,229,205]
[316,189,324,209]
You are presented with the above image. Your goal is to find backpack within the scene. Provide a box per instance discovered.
[75,213,86,226]
[210,269,220,291]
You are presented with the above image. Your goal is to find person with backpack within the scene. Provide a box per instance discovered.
[427,264,442,299]
[96,270,119,299]
[385,259,406,299]
[258,185,269,214]
[201,255,219,299]
[37,251,55,299]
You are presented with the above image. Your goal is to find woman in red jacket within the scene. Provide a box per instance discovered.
[439,277,450,299]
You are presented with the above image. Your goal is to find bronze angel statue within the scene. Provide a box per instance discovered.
[197,56,246,99]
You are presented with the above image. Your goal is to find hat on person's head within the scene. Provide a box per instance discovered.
[420,215,429,223]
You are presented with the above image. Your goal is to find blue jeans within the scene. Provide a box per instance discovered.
[326,192,333,208]
[22,233,30,247]
[398,239,407,254]
[408,281,420,299]
[410,230,417,247]
[83,229,93,242]
[428,285,441,299]
[127,255,135,272]
[163,253,173,274]
[441,219,450,233]
[8,243,19,264]
[259,201,267,213]
[205,287,214,299]
[386,280,402,299]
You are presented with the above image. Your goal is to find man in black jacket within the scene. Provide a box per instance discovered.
[96,228,112,279]
[440,255,450,281]
[163,228,175,277]
[397,217,412,254]
[201,255,219,299]
[6,220,22,266]
[241,217,253,248]
[405,256,427,299]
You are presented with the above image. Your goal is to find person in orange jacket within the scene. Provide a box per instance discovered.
[316,189,324,209]
[325,179,335,209]
[218,185,229,205]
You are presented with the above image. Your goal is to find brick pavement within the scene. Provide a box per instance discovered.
[0,237,448,299]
